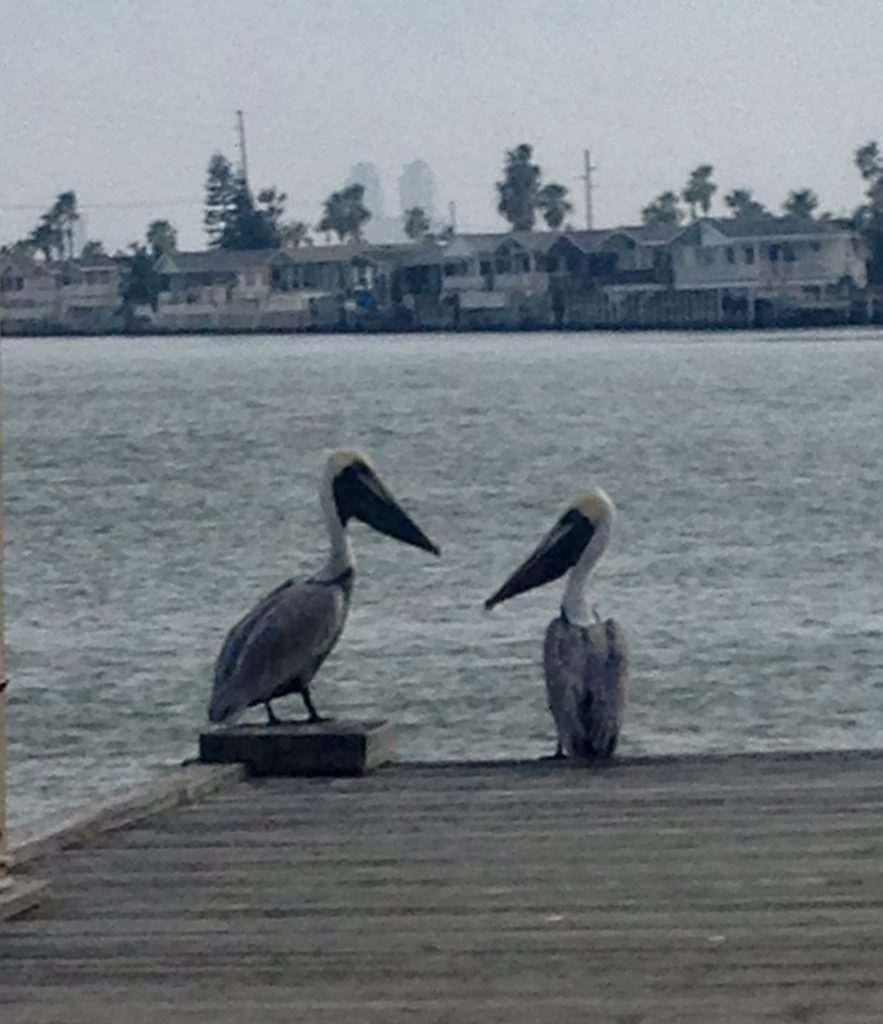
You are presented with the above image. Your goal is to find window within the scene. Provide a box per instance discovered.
[0,275,24,292]
[725,247,736,264]
[743,246,755,264]
[768,244,780,262]
[810,240,822,252]
[782,243,796,262]
[479,260,492,275]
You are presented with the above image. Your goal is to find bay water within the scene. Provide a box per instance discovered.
[4,329,883,825]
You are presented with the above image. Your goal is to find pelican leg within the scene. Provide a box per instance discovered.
[301,688,326,724]
[265,701,282,726]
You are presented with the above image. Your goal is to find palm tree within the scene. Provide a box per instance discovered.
[783,189,819,219]
[29,217,58,262]
[682,165,716,220]
[855,142,882,182]
[319,184,371,243]
[403,206,431,240]
[723,189,768,219]
[52,191,79,259]
[641,191,684,226]
[537,183,573,230]
[279,221,312,248]
[496,144,542,231]
[146,219,178,258]
[80,240,107,259]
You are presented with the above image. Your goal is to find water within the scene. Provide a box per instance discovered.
[4,329,883,826]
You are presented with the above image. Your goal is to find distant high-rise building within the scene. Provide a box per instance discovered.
[344,161,407,243]
[346,162,386,221]
[398,160,436,222]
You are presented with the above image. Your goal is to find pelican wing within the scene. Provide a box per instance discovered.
[543,616,629,759]
[210,577,350,722]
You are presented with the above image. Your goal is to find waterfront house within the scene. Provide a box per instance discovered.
[58,256,125,332]
[154,244,404,331]
[395,232,557,328]
[0,254,62,333]
[545,225,682,326]
[669,217,868,324]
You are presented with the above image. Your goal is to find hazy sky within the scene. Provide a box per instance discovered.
[2,0,881,251]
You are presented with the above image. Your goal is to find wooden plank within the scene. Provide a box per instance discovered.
[2,752,883,1022]
[8,762,245,866]
[199,719,394,775]
[0,878,47,923]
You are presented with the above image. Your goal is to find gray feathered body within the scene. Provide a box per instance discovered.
[543,614,629,759]
[209,570,354,723]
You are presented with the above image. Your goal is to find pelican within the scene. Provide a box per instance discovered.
[208,448,440,726]
[484,490,629,760]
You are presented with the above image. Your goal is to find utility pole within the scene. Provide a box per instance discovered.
[581,150,597,230]
[236,109,249,185]
[448,200,458,235]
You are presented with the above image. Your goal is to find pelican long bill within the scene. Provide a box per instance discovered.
[333,460,440,555]
[485,508,594,610]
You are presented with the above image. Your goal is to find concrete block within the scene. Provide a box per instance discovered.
[199,719,395,776]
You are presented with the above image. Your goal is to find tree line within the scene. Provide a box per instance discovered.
[636,145,882,281]
[197,142,573,248]
[4,140,882,286]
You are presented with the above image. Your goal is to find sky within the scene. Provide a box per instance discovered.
[2,0,882,252]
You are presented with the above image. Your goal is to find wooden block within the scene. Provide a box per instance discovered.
[0,877,48,923]
[199,719,395,776]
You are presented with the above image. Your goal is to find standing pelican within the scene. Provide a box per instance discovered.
[484,490,628,760]
[208,448,440,726]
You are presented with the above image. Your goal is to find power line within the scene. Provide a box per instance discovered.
[0,199,202,211]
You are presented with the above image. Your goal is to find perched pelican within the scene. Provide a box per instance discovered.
[208,448,440,726]
[484,490,629,760]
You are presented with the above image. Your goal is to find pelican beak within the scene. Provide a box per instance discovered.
[334,463,440,555]
[485,509,594,609]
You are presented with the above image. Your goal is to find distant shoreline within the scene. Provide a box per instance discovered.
[3,318,881,341]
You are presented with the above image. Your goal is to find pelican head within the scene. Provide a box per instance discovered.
[325,447,440,555]
[484,489,614,610]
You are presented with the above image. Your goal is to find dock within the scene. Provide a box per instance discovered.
[3,749,883,1022]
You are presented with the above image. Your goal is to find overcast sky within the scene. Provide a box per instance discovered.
[2,0,882,251]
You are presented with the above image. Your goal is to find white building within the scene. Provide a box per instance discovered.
[153,245,403,332]
[0,254,61,332]
[670,217,867,320]
[59,257,125,331]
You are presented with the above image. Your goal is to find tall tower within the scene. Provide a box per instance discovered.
[398,160,436,221]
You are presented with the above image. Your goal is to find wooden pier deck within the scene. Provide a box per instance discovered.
[3,750,883,1023]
